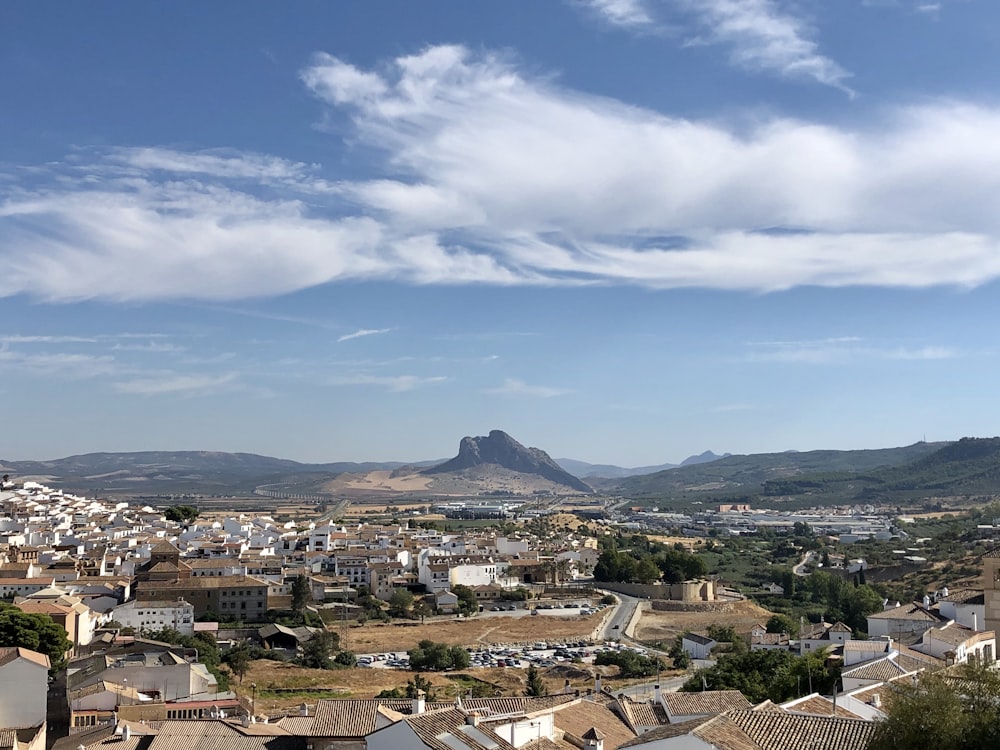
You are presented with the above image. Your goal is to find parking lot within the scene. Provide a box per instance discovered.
[356,638,647,670]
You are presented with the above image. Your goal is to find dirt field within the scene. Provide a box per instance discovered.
[633,600,776,644]
[337,612,604,653]
[239,660,612,714]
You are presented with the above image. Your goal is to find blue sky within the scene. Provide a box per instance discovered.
[3,1,1000,466]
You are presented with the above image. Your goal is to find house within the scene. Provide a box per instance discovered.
[435,590,459,614]
[935,588,985,631]
[616,708,877,750]
[54,718,304,750]
[909,622,996,665]
[749,624,789,652]
[866,602,945,640]
[659,691,750,724]
[111,599,195,636]
[0,647,50,730]
[799,620,852,654]
[680,633,716,660]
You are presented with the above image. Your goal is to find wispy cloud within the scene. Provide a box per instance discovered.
[0,335,98,344]
[485,378,570,398]
[711,403,758,413]
[746,337,960,364]
[676,0,852,91]
[113,372,239,396]
[583,0,654,29]
[326,374,447,392]
[0,349,118,378]
[4,47,1000,301]
[337,327,393,343]
[579,0,850,90]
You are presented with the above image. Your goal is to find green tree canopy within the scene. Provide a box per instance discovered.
[525,664,547,696]
[682,647,838,704]
[408,639,471,671]
[388,589,415,619]
[164,505,199,523]
[766,614,796,635]
[451,585,478,616]
[291,575,312,613]
[867,664,1000,750]
[0,602,72,670]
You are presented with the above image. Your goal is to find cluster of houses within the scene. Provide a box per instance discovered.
[7,641,885,750]
[0,479,601,647]
[4,476,1000,750]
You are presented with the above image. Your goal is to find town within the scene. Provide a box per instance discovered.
[2,467,999,750]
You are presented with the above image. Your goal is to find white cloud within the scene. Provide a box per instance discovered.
[337,328,393,343]
[746,338,960,364]
[485,378,570,398]
[584,0,654,28]
[0,335,98,344]
[113,372,239,395]
[676,0,852,91]
[326,374,447,392]
[5,46,1000,301]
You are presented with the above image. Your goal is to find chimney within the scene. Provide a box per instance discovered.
[564,679,573,695]
[870,693,882,709]
[413,690,426,715]
[122,725,131,742]
[299,703,308,717]
[654,684,662,704]
[595,675,602,693]
[466,712,480,727]
[241,715,251,728]
[582,727,605,750]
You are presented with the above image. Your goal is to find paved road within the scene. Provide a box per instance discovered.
[597,591,641,640]
[793,550,816,576]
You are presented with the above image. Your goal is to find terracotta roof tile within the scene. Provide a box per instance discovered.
[661,691,751,717]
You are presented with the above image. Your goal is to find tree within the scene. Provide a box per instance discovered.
[525,664,547,696]
[594,650,664,678]
[388,589,415,619]
[298,630,339,670]
[867,664,1000,750]
[452,585,478,616]
[223,642,252,684]
[413,599,432,624]
[408,639,471,671]
[682,648,838,704]
[635,558,662,584]
[164,505,199,523]
[333,650,356,668]
[0,603,72,670]
[765,614,795,635]
[291,575,312,613]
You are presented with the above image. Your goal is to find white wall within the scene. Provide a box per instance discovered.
[0,656,48,728]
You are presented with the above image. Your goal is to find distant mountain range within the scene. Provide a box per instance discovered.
[556,451,731,479]
[7,437,1000,506]
[617,441,952,501]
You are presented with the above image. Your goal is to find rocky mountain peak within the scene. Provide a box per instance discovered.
[424,430,592,493]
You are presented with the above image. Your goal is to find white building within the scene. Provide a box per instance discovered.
[0,646,50,729]
[111,599,195,635]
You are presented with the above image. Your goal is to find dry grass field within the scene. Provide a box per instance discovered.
[633,599,776,644]
[337,611,604,653]
[239,660,613,714]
